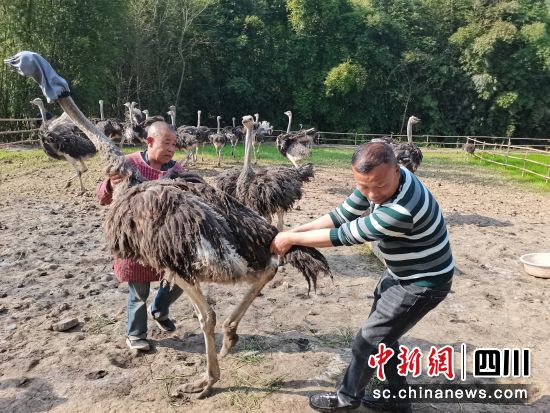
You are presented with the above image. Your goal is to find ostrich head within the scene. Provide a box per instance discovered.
[5,51,139,186]
[284,110,292,118]
[4,51,69,102]
[169,105,176,112]
[143,109,150,119]
[99,99,104,105]
[30,97,45,109]
[409,115,421,125]
[124,102,131,109]
[242,115,254,130]
[254,113,259,123]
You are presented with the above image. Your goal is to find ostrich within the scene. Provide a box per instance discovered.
[7,51,330,399]
[30,97,96,192]
[463,141,475,154]
[95,100,124,145]
[394,115,422,173]
[251,113,273,164]
[195,110,211,162]
[209,116,227,167]
[126,101,145,125]
[213,116,314,230]
[223,119,238,159]
[169,107,198,165]
[372,116,423,173]
[276,110,317,167]
[227,116,244,158]
[122,101,147,147]
[141,109,165,125]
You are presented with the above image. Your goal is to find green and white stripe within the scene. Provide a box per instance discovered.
[329,167,454,285]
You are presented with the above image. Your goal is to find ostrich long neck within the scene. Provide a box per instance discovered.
[216,117,220,133]
[197,111,201,128]
[35,101,48,123]
[232,118,236,128]
[286,114,292,133]
[407,119,413,143]
[236,125,256,198]
[99,101,104,120]
[58,96,143,186]
[127,105,134,126]
[169,111,176,127]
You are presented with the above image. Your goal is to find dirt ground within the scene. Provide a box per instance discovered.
[1,148,549,412]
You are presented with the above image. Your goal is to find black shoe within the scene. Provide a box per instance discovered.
[153,317,176,332]
[361,393,412,413]
[149,305,176,332]
[309,392,360,412]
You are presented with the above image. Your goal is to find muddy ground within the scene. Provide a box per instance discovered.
[1,148,549,412]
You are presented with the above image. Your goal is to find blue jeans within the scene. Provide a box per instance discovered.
[127,281,183,338]
[337,271,451,405]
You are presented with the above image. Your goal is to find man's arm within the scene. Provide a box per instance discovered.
[270,229,333,256]
[289,214,335,232]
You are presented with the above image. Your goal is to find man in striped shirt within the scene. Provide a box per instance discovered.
[271,142,454,413]
[97,122,185,352]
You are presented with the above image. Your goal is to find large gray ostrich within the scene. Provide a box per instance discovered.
[6,51,330,399]
[276,110,317,167]
[213,116,314,230]
[31,97,97,192]
[210,115,227,167]
[168,107,198,165]
[251,113,272,164]
[95,99,123,145]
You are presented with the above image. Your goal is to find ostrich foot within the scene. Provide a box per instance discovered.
[173,376,214,399]
[219,331,239,358]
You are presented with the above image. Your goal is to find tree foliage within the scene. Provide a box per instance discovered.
[0,0,548,138]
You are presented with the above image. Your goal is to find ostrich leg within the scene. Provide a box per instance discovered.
[252,143,258,164]
[216,146,222,167]
[255,142,261,163]
[64,157,85,192]
[172,276,220,399]
[219,265,278,357]
[77,159,88,192]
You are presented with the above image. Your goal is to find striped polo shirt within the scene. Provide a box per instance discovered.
[329,166,454,286]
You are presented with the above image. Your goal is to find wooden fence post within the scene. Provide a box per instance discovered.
[505,138,511,168]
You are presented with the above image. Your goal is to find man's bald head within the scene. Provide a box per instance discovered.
[352,142,397,174]
[147,121,175,139]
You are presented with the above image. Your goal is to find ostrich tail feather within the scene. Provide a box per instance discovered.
[282,246,331,294]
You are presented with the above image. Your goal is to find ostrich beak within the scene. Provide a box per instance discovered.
[4,51,70,103]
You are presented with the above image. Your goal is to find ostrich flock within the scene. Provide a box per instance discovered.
[5,51,426,399]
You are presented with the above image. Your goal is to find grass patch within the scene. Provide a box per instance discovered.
[316,327,356,349]
[2,144,548,191]
[83,313,119,334]
[233,335,272,366]
[225,371,286,412]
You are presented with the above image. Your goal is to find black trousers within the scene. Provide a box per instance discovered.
[337,271,451,404]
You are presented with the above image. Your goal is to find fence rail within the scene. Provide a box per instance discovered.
[466,137,550,183]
